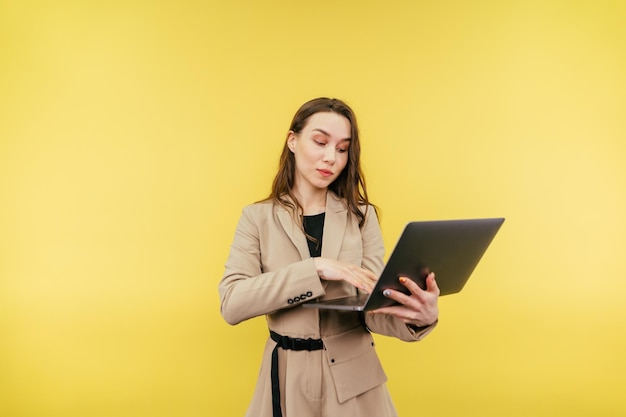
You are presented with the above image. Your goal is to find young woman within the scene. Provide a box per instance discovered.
[219,97,440,417]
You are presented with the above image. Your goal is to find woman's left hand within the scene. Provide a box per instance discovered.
[370,272,440,328]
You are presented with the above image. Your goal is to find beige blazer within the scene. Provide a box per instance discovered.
[219,192,435,417]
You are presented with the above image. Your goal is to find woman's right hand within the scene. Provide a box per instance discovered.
[313,257,379,293]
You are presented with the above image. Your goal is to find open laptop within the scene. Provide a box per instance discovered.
[303,217,505,311]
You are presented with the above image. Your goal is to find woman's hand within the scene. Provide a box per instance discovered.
[313,257,379,293]
[370,272,440,327]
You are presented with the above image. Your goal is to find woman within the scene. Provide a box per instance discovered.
[219,97,440,417]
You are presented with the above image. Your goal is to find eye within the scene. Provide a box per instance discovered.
[311,134,328,146]
[337,146,349,153]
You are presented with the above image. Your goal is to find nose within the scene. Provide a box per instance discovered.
[322,146,336,164]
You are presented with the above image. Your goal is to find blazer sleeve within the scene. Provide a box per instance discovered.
[218,205,325,325]
[360,207,438,341]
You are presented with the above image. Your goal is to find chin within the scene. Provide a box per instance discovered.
[312,181,332,190]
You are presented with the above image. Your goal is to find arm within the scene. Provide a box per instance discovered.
[366,277,439,342]
[361,208,439,341]
[218,206,325,325]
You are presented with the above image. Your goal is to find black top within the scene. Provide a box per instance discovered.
[303,212,325,257]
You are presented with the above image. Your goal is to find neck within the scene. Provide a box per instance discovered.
[293,187,328,216]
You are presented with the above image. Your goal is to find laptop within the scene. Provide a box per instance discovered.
[303,217,505,311]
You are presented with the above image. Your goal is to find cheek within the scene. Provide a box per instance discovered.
[295,147,317,168]
[337,154,349,171]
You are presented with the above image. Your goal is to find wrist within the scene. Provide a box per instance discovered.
[408,319,437,332]
[408,323,428,332]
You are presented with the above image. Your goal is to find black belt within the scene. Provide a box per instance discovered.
[269,330,324,417]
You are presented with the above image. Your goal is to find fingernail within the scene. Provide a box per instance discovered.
[399,277,407,284]
[383,289,391,297]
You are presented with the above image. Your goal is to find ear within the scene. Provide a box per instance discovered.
[287,131,297,153]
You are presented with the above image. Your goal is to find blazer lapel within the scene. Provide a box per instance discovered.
[321,193,347,260]
[277,206,310,260]
[275,193,348,261]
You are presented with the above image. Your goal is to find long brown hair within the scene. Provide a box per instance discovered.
[267,97,376,227]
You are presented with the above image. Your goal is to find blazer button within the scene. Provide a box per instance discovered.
[287,299,294,304]
[306,291,313,297]
[300,293,307,300]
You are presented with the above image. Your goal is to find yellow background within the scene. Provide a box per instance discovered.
[1,1,625,416]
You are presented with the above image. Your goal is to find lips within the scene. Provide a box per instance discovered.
[317,169,333,177]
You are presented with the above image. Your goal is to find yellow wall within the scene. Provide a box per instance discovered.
[1,1,625,416]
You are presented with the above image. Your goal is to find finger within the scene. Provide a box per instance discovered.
[363,276,378,293]
[358,280,375,294]
[350,267,377,293]
[381,287,413,306]
[361,268,378,282]
[358,269,378,292]
[425,272,440,295]
[398,276,424,295]
[365,270,378,286]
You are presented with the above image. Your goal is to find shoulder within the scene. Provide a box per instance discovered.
[357,202,379,224]
[239,199,289,227]
[232,200,281,239]
[327,192,379,221]
[242,199,276,216]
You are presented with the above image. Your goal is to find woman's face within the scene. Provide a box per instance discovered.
[287,111,351,194]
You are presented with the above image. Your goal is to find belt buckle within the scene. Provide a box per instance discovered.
[291,337,304,350]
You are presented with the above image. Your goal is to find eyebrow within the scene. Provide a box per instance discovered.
[312,128,351,141]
